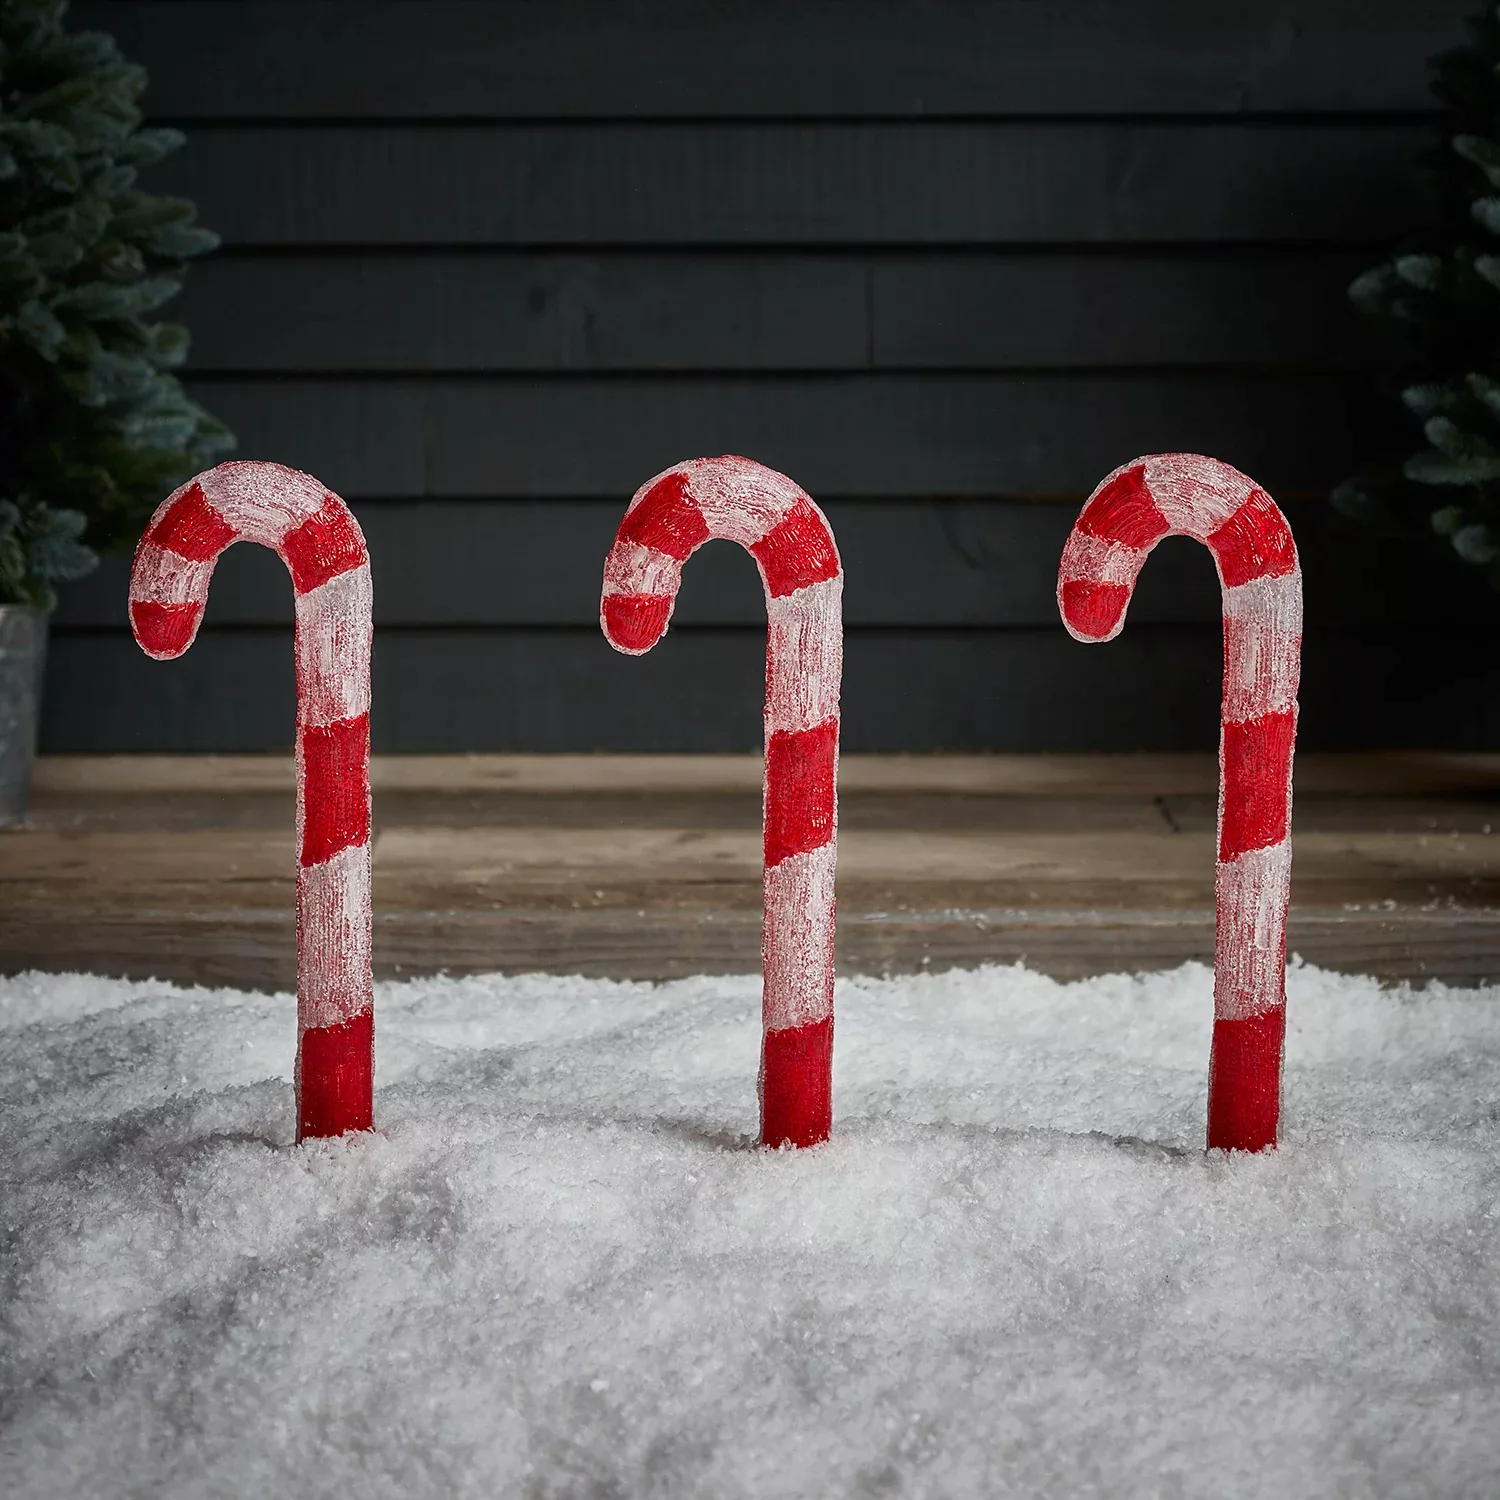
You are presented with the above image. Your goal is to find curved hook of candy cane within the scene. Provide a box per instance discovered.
[1057,453,1301,1153]
[600,455,843,1149]
[129,460,374,1143]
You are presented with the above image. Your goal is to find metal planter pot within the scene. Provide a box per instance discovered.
[0,603,47,826]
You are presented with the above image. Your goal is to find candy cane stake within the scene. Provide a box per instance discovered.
[1057,454,1301,1153]
[601,456,842,1148]
[129,461,374,1142]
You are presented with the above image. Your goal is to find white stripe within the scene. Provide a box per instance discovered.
[129,543,216,609]
[599,540,684,599]
[201,461,329,547]
[296,841,374,1031]
[1222,571,1303,723]
[1213,839,1292,1021]
[762,840,838,1032]
[684,457,803,546]
[294,564,373,728]
[1057,530,1150,589]
[765,575,844,735]
[1143,454,1257,536]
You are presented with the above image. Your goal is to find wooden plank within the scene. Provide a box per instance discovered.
[176,372,1379,498]
[29,751,1500,799]
[174,251,1367,373]
[22,781,1500,837]
[27,785,1500,838]
[7,902,1500,985]
[151,122,1433,247]
[871,252,1369,370]
[6,824,1499,910]
[178,254,868,373]
[73,1,1452,117]
[54,497,1484,631]
[373,825,1500,907]
[38,625,1500,754]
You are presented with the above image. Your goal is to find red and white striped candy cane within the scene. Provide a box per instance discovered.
[601,455,842,1149]
[1057,453,1300,1153]
[129,461,374,1142]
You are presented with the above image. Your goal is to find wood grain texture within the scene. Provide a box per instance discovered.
[39,625,1500,753]
[174,373,1378,500]
[7,751,1500,986]
[173,251,1368,373]
[150,122,1433,247]
[52,1,1468,759]
[73,1,1455,117]
[7,824,1500,910]
[55,497,1485,631]
[31,750,1500,798]
[8,903,1499,985]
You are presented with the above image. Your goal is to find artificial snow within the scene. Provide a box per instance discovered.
[2,961,1497,1499]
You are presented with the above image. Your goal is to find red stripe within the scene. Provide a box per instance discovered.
[761,1015,832,1148]
[1075,465,1171,548]
[618,471,710,561]
[1059,578,1130,640]
[1206,488,1298,589]
[1219,708,1295,860]
[282,494,368,595]
[299,712,371,867]
[764,720,837,868]
[1207,1006,1284,1152]
[297,1008,374,1140]
[749,498,840,599]
[145,481,236,561]
[129,599,201,657]
[602,592,673,652]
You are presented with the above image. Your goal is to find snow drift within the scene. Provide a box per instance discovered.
[2,961,1497,1498]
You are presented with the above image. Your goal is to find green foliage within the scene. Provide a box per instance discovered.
[0,0,232,607]
[1336,4,1500,586]
[0,491,93,608]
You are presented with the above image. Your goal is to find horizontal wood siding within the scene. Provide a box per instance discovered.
[45,627,1500,753]
[71,2,1455,116]
[47,1,1479,752]
[161,372,1379,498]
[174,252,1370,372]
[146,122,1436,247]
[54,501,1481,628]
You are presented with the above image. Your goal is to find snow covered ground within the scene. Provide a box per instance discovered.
[2,961,1497,1499]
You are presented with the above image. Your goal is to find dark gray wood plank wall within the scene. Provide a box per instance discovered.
[49,0,1488,753]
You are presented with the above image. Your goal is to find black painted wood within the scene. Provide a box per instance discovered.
[74,1,1456,117]
[153,122,1433,247]
[42,623,1500,754]
[40,0,1467,753]
[176,251,1368,372]
[55,499,1482,630]
[181,372,1380,499]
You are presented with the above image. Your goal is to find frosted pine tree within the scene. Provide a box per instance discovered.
[1335,4,1500,584]
[0,0,231,607]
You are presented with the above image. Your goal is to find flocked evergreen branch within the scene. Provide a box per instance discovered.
[1335,4,1500,587]
[0,0,233,607]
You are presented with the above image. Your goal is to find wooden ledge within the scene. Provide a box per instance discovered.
[29,751,1500,798]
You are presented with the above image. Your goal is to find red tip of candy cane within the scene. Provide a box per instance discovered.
[129,599,203,659]
[1058,579,1131,642]
[601,592,674,654]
